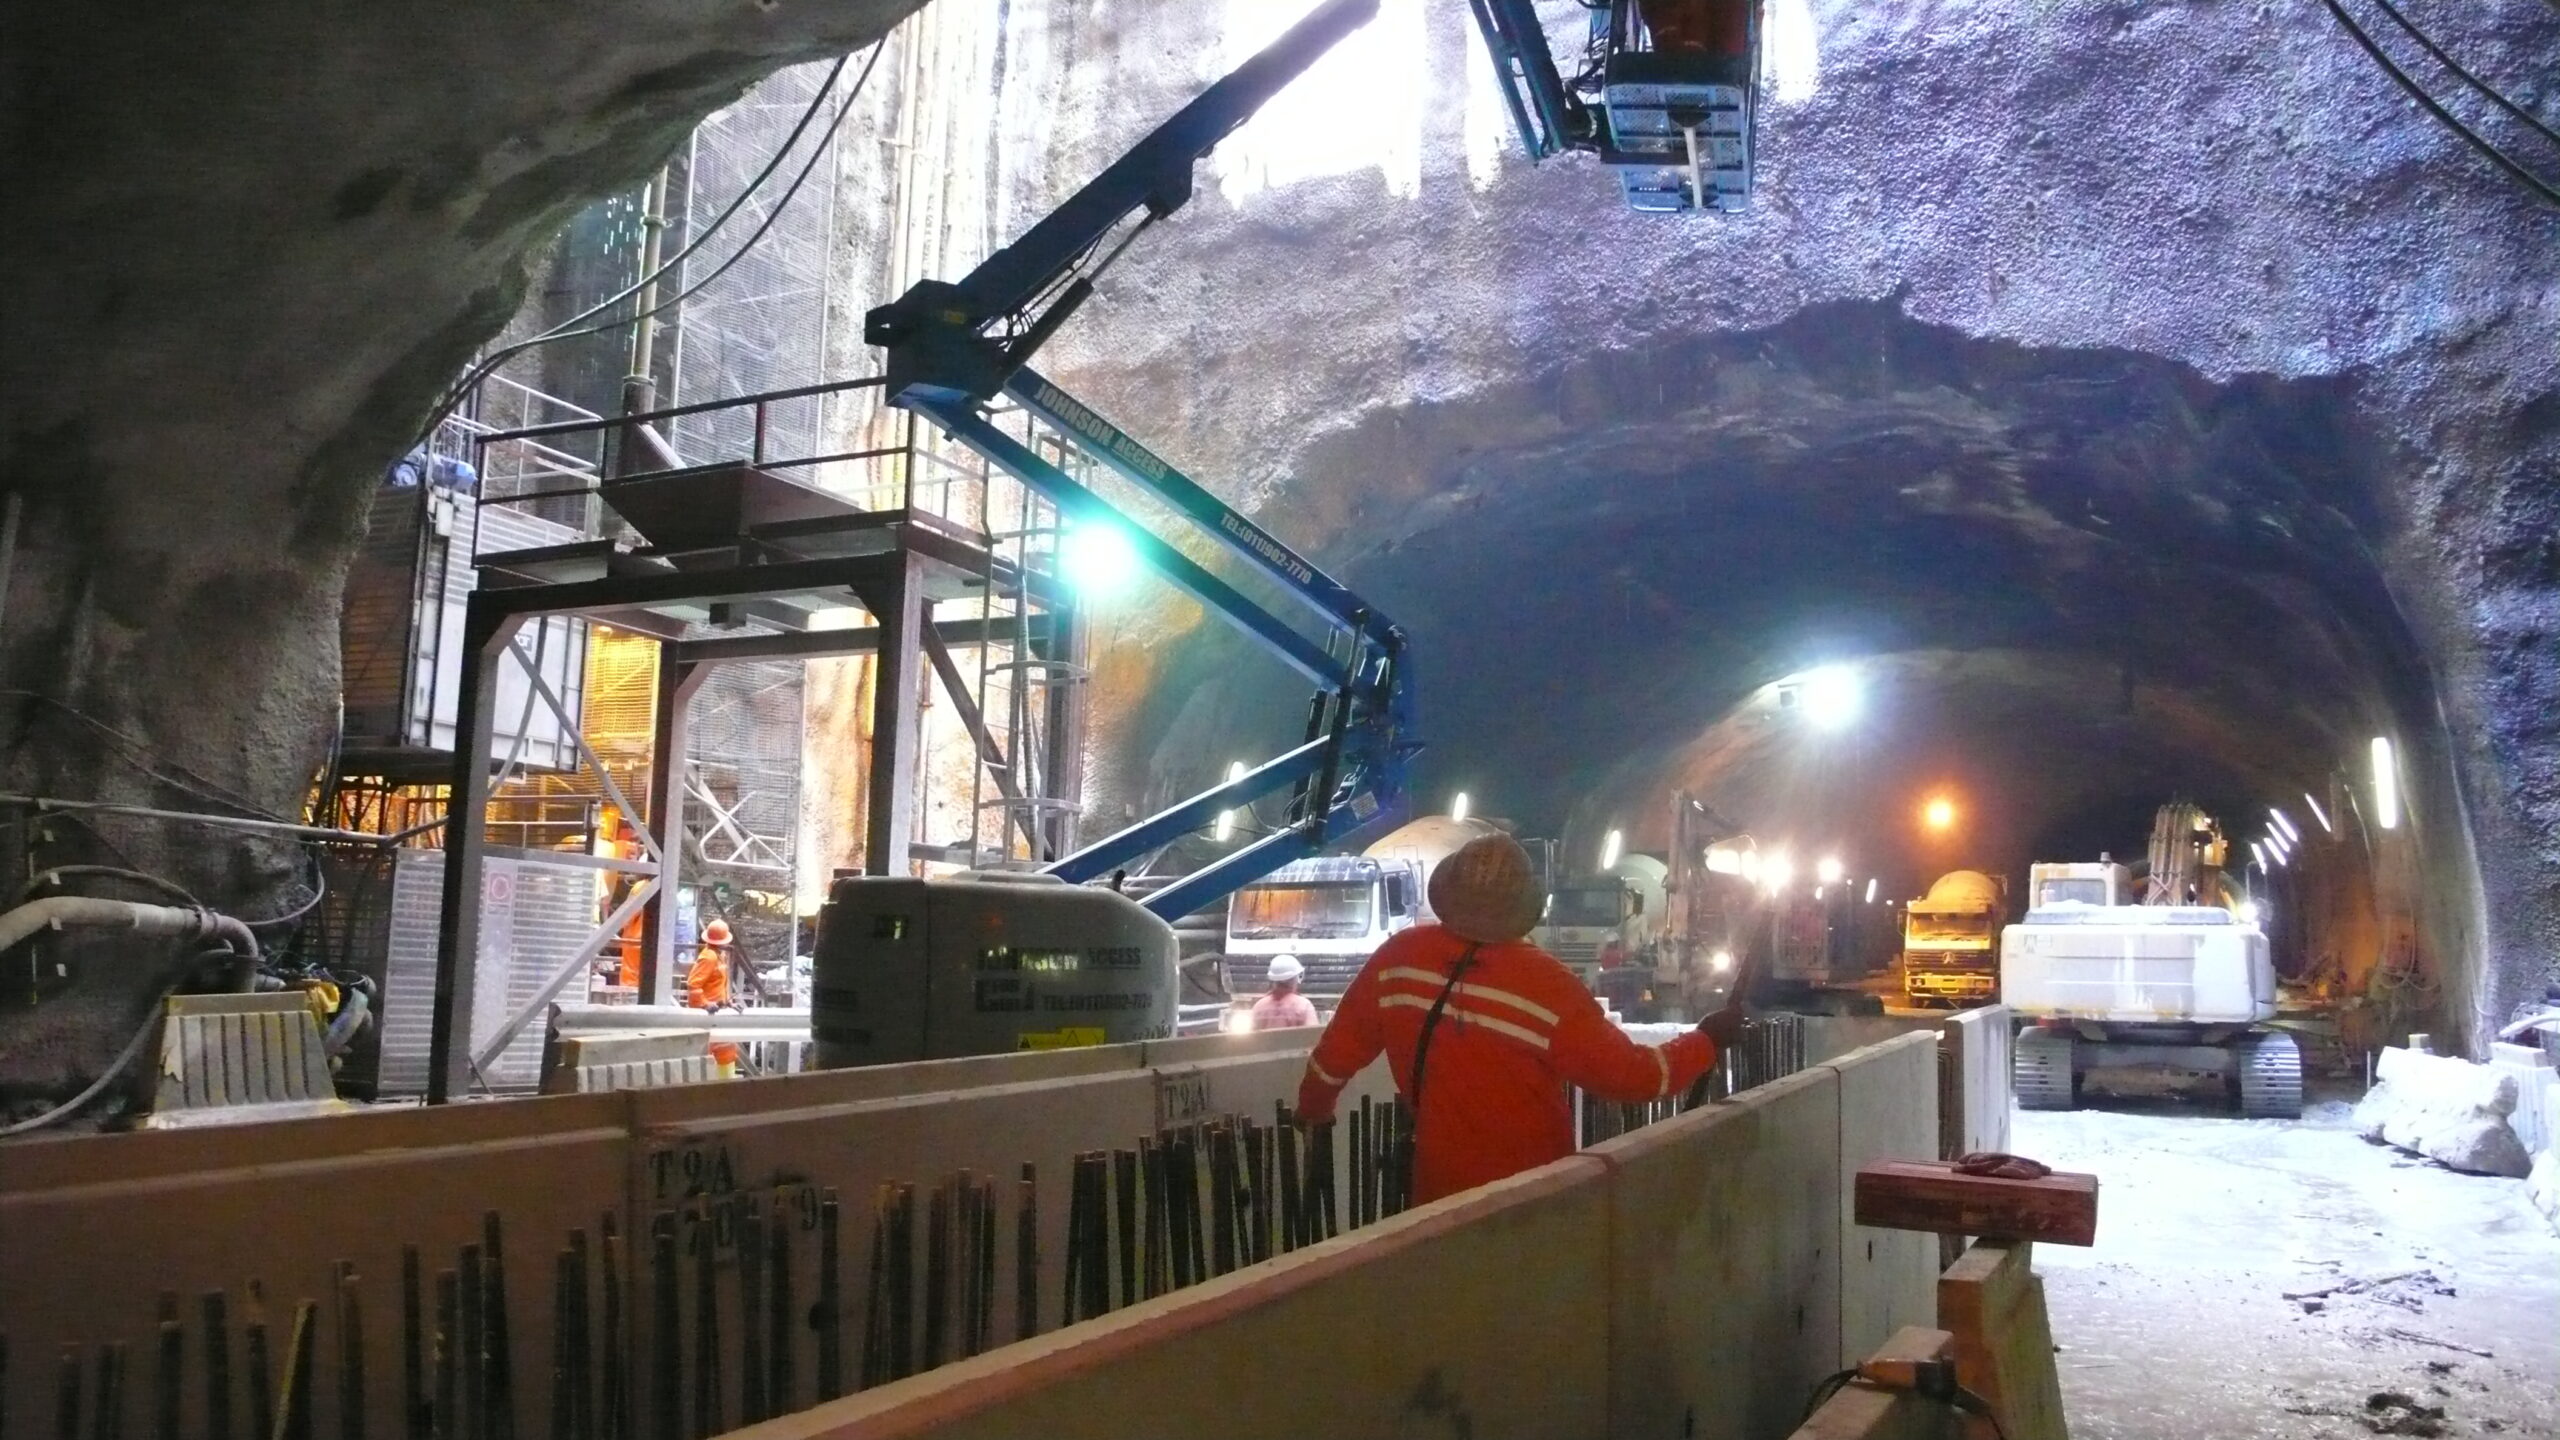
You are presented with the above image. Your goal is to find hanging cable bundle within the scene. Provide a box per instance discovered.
[2320,0,2560,209]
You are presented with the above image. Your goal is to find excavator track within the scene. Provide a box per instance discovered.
[2014,1027,2079,1111]
[2235,1029,2304,1119]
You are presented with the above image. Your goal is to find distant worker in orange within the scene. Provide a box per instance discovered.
[1297,834,1745,1206]
[609,821,647,990]
[1250,955,1321,1030]
[687,918,742,1073]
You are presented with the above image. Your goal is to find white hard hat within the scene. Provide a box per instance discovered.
[1267,955,1306,985]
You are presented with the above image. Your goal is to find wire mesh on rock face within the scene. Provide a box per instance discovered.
[669,59,845,465]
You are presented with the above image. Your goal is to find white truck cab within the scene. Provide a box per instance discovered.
[1218,815,1498,1019]
[1221,855,1418,1004]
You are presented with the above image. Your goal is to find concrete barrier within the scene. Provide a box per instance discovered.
[738,1159,1618,1440]
[1934,1007,2013,1159]
[2,1027,1979,1440]
[739,1033,1945,1440]
[0,1030,1374,1439]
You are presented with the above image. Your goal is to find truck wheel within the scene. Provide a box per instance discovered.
[2014,1027,2078,1111]
[2235,1030,2303,1119]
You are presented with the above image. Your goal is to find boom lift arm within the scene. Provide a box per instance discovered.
[866,0,1416,923]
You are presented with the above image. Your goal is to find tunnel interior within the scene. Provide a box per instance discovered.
[1124,297,2467,1029]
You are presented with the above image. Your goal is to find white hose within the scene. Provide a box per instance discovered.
[0,896,260,989]
[2497,1010,2560,1042]
[0,986,176,1137]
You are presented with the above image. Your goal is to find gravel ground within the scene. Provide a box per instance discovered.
[2016,1090,2557,1440]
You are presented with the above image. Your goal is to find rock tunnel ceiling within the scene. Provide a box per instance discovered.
[1120,303,2464,987]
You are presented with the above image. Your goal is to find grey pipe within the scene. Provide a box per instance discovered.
[0,896,260,991]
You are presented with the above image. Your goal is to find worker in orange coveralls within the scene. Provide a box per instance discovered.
[1297,834,1746,1205]
[1641,0,1754,56]
[687,918,742,1073]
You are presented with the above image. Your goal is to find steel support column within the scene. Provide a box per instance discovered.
[427,604,528,1104]
[858,554,925,875]
[642,652,707,1005]
[1037,602,1086,860]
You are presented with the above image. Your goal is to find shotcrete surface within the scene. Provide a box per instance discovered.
[2018,1096,2559,1440]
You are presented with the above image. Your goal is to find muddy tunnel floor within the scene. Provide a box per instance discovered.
[2017,1093,2558,1440]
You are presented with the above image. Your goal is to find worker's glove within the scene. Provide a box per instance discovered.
[1953,1151,2051,1180]
[1694,1005,1748,1051]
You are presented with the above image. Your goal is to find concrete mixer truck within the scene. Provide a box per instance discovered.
[1534,853,1670,1016]
[1901,869,2004,1008]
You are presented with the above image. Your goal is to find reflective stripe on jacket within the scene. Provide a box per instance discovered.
[1297,923,1717,1205]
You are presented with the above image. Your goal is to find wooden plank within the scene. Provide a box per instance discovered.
[1938,1241,2068,1440]
[1788,1327,1962,1440]
[1854,1161,2098,1246]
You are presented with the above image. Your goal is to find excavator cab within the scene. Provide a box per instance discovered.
[1603,0,1761,212]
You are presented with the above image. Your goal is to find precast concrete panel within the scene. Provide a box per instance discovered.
[1831,1032,1943,1367]
[1594,1067,1846,1440]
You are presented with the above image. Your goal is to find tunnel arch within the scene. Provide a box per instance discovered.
[1122,298,2485,1036]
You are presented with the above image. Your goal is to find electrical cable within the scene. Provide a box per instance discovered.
[1795,1365,2011,1440]
[2365,0,2560,151]
[419,50,853,430]
[421,39,888,441]
[0,981,184,1137]
[2320,0,2560,209]
[238,861,327,930]
[20,865,200,910]
[0,690,285,819]
[1798,1368,1860,1423]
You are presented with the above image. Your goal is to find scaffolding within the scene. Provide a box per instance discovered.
[414,371,1092,1099]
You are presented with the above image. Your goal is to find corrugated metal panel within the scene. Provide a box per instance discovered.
[339,488,593,769]
[341,490,432,741]
[370,848,605,1097]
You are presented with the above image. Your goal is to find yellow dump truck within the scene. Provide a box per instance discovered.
[1901,869,2003,1008]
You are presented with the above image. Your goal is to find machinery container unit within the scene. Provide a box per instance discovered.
[813,873,1178,1067]
[339,482,590,776]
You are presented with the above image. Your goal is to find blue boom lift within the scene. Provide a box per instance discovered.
[817,0,1765,1059]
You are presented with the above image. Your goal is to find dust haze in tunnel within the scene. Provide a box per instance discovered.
[1123,299,2456,1018]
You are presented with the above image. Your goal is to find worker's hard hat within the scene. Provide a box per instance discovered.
[1267,955,1305,985]
[1428,834,1543,944]
[703,919,733,945]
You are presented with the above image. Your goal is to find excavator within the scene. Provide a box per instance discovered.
[813,0,1765,1064]
[2005,803,2302,1118]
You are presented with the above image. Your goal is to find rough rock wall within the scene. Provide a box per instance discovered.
[0,0,931,1091]
[0,0,2552,1076]
[987,0,2560,1040]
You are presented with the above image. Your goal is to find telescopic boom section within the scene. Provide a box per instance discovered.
[864,0,1416,919]
[864,0,1384,404]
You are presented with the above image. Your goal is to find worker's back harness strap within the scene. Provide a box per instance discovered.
[1395,943,1482,1198]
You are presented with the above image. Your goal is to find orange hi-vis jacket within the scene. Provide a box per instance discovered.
[1297,924,1719,1205]
[687,944,739,1068]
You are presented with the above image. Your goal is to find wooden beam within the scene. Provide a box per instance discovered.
[1853,1161,2099,1247]
[1938,1241,2069,1440]
[1787,1327,1964,1440]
